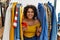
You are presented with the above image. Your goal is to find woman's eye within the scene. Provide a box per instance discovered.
[27,11,30,13]
[31,11,34,13]
[27,11,34,13]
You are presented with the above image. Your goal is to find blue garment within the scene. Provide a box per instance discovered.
[24,36,37,40]
[38,3,48,40]
[16,4,21,40]
[48,2,58,40]
[14,28,17,40]
[14,4,21,40]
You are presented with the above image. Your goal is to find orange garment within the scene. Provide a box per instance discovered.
[24,23,40,38]
[10,2,17,40]
[20,6,24,40]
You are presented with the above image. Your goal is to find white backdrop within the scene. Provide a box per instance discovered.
[56,0,60,21]
[10,0,54,7]
[10,0,60,21]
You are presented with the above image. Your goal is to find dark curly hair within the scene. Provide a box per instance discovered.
[23,5,37,20]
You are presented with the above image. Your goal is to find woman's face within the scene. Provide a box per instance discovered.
[27,8,34,19]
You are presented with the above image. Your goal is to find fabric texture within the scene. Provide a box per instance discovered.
[24,23,40,38]
[48,2,58,40]
[2,4,12,40]
[15,4,21,40]
[38,3,48,40]
[20,6,24,40]
[44,4,52,40]
[10,2,17,40]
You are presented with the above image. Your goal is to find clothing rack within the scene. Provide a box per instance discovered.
[2,1,57,40]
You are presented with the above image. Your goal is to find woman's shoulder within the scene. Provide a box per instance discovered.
[35,19,41,27]
[35,19,40,24]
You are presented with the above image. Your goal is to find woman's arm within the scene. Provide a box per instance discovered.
[36,26,42,37]
[35,19,42,37]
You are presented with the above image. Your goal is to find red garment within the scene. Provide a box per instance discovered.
[22,22,27,28]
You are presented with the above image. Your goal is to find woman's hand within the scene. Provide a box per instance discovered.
[22,26,27,31]
[36,27,42,37]
[22,22,27,31]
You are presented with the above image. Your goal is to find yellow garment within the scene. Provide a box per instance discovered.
[24,23,40,38]
[20,6,24,40]
[10,2,17,40]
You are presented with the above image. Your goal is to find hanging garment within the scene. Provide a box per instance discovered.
[16,4,21,40]
[13,4,17,40]
[0,5,2,27]
[1,7,4,26]
[58,13,60,30]
[2,4,12,40]
[1,4,6,26]
[20,6,24,40]
[44,4,52,40]
[0,4,1,17]
[38,3,48,40]
[10,2,17,40]
[0,3,3,27]
[48,2,57,40]
[14,4,21,40]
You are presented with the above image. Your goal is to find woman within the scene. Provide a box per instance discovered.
[22,5,42,40]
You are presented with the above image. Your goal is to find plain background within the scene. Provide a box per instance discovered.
[10,0,60,21]
[0,0,60,21]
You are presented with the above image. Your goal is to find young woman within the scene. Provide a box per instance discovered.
[22,5,42,40]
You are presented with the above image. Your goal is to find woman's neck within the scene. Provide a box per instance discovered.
[25,18,34,22]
